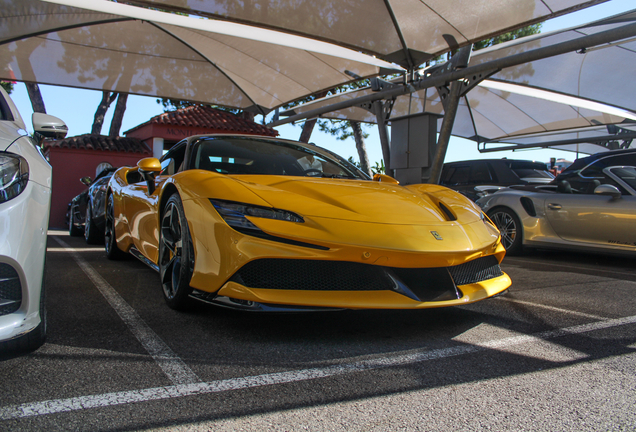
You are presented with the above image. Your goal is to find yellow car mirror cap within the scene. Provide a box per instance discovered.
[373,173,399,184]
[137,157,161,173]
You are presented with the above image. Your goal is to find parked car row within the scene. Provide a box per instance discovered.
[0,87,67,353]
[68,167,117,244]
[475,149,636,256]
[4,71,633,354]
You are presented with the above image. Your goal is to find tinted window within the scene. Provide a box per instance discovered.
[582,154,636,176]
[469,161,492,183]
[445,166,471,185]
[160,142,187,175]
[609,166,636,190]
[567,173,626,195]
[190,137,362,179]
[508,161,553,179]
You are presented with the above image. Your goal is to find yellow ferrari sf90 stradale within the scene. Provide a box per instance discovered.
[105,135,510,311]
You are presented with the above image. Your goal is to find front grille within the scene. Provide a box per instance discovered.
[448,256,503,286]
[233,259,393,291]
[231,256,503,303]
[0,263,21,316]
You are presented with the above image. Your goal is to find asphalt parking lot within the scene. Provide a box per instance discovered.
[1,230,635,431]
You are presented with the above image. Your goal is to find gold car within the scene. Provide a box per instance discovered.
[105,135,510,311]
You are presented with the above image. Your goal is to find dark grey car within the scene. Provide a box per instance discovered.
[440,159,554,201]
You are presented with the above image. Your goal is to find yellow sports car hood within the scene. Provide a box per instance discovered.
[226,175,481,225]
[177,172,499,256]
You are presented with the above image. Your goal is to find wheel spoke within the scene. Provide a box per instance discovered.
[105,200,113,248]
[161,254,177,297]
[492,212,516,250]
[161,204,179,253]
[160,200,185,301]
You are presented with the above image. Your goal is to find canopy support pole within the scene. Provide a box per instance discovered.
[428,79,463,184]
[372,100,393,175]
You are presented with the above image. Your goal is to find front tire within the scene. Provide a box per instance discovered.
[488,207,523,255]
[105,194,127,260]
[159,193,194,310]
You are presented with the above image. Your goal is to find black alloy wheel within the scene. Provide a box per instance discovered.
[84,205,102,244]
[159,193,194,310]
[488,207,523,255]
[105,194,126,260]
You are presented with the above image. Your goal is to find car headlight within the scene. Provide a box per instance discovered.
[210,199,304,232]
[0,152,29,203]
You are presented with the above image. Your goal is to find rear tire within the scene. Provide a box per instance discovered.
[105,194,127,260]
[84,206,102,244]
[488,207,523,255]
[159,193,194,310]
[68,206,82,236]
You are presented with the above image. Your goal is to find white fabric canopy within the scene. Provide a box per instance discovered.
[0,0,401,113]
[127,0,608,69]
[281,9,636,154]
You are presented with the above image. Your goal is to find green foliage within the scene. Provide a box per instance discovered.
[473,24,542,51]
[425,24,543,66]
[283,79,370,111]
[157,97,239,114]
[372,159,385,174]
[1,81,13,94]
[318,119,370,141]
[347,156,385,174]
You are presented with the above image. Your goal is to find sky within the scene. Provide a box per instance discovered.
[7,0,635,167]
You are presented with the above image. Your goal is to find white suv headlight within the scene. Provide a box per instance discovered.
[0,152,29,203]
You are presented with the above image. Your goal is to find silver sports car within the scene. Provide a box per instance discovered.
[476,149,636,256]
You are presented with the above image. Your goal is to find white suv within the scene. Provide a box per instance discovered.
[0,86,67,353]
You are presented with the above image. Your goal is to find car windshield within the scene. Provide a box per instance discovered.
[609,166,636,189]
[191,137,365,179]
[508,161,554,179]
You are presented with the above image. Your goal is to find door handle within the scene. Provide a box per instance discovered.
[547,203,562,210]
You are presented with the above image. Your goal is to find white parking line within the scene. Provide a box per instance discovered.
[52,237,201,386]
[47,247,105,252]
[495,297,609,320]
[2,313,635,420]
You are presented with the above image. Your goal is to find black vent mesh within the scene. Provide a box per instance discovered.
[448,256,503,286]
[0,263,21,316]
[231,255,503,303]
[233,259,393,291]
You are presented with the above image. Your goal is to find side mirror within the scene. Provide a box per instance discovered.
[80,176,92,186]
[594,184,621,199]
[32,113,68,140]
[373,173,399,184]
[137,158,161,195]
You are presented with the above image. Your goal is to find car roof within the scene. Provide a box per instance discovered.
[558,148,636,176]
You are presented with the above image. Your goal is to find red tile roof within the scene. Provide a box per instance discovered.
[125,105,278,137]
[44,134,152,154]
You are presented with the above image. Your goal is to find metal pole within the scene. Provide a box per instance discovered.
[269,22,636,128]
[372,100,392,173]
[428,80,463,184]
[479,131,636,152]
